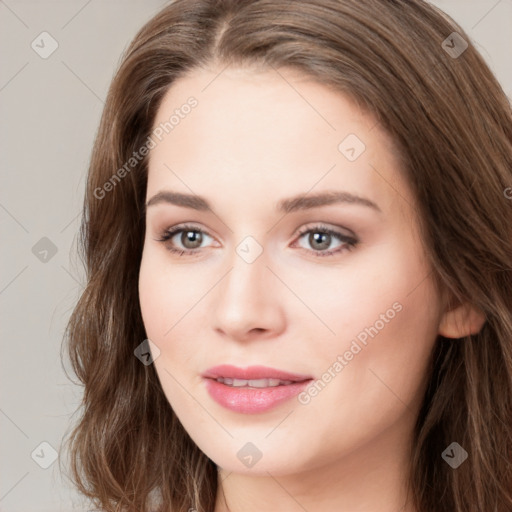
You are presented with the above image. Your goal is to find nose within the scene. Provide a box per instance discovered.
[212,245,286,342]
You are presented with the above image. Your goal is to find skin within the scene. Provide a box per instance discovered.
[138,65,485,512]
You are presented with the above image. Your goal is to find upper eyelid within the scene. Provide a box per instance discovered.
[295,223,355,238]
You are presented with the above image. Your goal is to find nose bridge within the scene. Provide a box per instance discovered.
[212,233,282,337]
[224,236,269,304]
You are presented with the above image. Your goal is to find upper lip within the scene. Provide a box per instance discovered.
[202,364,313,382]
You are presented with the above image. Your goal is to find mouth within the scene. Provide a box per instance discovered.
[201,364,313,383]
[201,365,314,413]
[213,377,302,388]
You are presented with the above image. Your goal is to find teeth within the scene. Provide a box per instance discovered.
[216,377,294,387]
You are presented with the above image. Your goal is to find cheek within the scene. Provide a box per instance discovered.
[138,250,182,369]
[138,257,166,340]
[138,247,208,386]
[138,247,195,338]
[289,235,438,354]
[138,254,193,414]
[297,238,440,425]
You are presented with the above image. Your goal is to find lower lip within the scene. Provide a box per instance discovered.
[203,378,313,413]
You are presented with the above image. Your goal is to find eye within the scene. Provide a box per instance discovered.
[155,222,358,258]
[155,223,215,257]
[292,223,358,258]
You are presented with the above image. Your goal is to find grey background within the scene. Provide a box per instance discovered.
[1,1,511,511]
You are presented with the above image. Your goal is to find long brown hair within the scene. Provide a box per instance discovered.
[60,1,512,511]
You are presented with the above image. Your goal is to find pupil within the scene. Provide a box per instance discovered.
[310,232,330,250]
[182,230,202,248]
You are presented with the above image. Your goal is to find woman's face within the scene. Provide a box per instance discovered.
[138,65,445,476]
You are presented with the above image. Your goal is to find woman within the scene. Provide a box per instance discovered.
[61,1,512,511]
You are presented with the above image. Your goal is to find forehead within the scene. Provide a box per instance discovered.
[146,66,410,218]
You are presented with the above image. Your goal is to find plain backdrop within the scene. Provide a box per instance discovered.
[1,1,511,511]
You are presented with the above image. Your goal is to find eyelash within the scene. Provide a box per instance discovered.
[155,223,358,258]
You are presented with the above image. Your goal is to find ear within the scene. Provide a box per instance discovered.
[438,297,486,338]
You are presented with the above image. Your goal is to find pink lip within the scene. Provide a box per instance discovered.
[201,364,313,382]
[201,365,314,414]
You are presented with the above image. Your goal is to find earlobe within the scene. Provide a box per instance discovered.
[438,299,486,338]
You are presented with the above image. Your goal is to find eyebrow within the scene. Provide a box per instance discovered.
[145,190,381,214]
